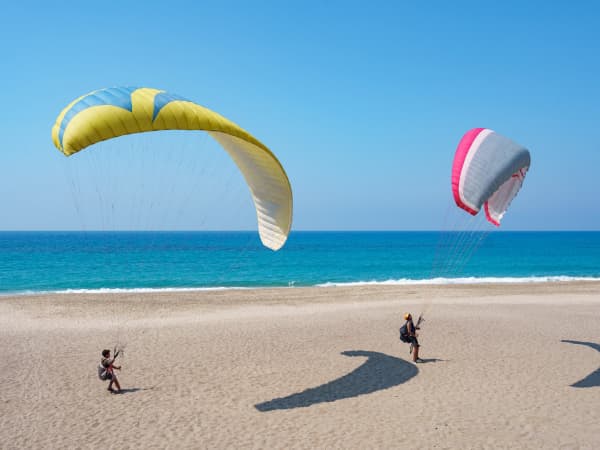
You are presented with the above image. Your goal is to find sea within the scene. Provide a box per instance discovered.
[1,231,599,295]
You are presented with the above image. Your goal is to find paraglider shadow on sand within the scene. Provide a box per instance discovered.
[255,350,418,412]
[561,340,600,388]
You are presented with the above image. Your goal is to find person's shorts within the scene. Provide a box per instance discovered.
[408,336,419,347]
[105,371,114,380]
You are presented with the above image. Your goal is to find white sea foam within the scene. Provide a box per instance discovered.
[0,286,250,296]
[316,276,600,287]
[2,276,599,297]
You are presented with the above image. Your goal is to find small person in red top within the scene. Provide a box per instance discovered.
[99,349,122,393]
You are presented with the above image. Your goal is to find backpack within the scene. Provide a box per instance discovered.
[399,323,410,343]
[98,364,108,380]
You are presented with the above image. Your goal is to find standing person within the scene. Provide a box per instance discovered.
[399,313,423,363]
[99,349,122,393]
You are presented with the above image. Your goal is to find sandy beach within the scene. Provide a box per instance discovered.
[1,282,599,449]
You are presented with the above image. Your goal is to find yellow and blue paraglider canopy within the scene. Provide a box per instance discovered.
[51,87,293,250]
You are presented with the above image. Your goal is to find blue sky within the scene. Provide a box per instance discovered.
[1,1,599,231]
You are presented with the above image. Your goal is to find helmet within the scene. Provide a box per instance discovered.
[404,313,411,320]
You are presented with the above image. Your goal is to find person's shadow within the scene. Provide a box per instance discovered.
[561,340,600,388]
[255,350,418,412]
[416,358,444,363]
[115,386,156,395]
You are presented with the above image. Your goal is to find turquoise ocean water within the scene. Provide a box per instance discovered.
[1,231,599,295]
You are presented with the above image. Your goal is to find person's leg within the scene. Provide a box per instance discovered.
[113,375,121,392]
[410,337,420,362]
[107,372,116,391]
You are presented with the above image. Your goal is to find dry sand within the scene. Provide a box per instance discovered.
[1,282,599,449]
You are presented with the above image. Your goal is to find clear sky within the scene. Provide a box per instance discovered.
[1,0,599,231]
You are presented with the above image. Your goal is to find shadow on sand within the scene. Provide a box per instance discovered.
[114,386,156,395]
[255,350,418,412]
[416,358,444,364]
[561,340,600,388]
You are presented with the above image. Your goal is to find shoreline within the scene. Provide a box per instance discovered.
[2,281,600,333]
[2,277,600,299]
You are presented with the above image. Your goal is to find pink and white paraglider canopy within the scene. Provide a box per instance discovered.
[451,128,531,226]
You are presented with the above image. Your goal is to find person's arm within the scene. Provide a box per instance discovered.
[407,321,414,336]
[415,314,423,329]
[104,358,120,370]
[111,353,121,370]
